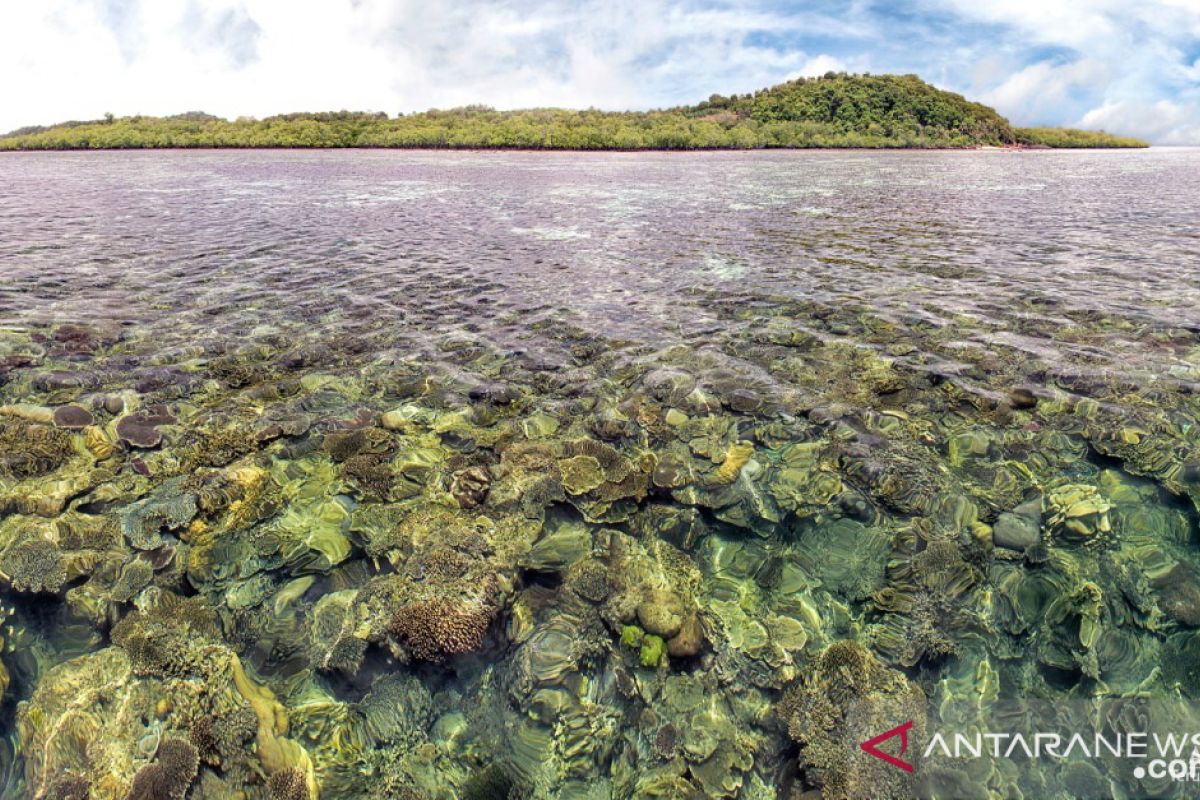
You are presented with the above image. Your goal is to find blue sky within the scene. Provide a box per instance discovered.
[3,0,1198,142]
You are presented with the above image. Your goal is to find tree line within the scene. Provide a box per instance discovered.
[0,74,1148,150]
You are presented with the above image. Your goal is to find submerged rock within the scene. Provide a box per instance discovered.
[666,614,705,658]
[637,588,685,639]
[1156,564,1200,627]
[992,497,1042,551]
[52,404,93,430]
[116,405,176,449]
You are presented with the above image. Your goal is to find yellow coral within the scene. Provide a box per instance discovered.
[221,463,273,530]
[0,403,55,424]
[229,464,269,489]
[711,441,753,485]
[558,455,605,495]
[230,655,318,799]
[83,425,117,460]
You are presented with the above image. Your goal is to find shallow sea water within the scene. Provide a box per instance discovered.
[0,149,1199,799]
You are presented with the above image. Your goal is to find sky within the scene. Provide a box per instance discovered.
[2,0,1199,143]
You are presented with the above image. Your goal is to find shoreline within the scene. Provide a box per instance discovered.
[0,143,1138,153]
[0,75,1150,151]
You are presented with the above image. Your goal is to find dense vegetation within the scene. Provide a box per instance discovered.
[1013,127,1149,148]
[0,73,1147,150]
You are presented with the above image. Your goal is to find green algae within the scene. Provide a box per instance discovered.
[620,624,643,649]
[638,635,667,668]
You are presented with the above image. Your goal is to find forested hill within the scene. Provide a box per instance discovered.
[686,73,1016,143]
[0,73,1148,150]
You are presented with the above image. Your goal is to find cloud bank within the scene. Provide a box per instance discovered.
[1,0,1197,143]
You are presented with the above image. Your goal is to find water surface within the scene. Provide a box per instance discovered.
[1,149,1199,800]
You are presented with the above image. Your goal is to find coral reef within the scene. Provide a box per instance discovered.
[0,418,76,478]
[778,641,926,800]
[124,739,199,800]
[450,466,491,508]
[0,533,68,593]
[269,767,311,800]
[387,598,491,662]
[710,440,754,485]
[52,405,93,430]
[41,775,91,800]
[3,199,1200,800]
[110,590,221,676]
[115,405,176,449]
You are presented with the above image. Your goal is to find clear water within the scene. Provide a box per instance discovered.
[1,149,1199,799]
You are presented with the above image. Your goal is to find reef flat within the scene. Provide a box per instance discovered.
[0,148,1198,799]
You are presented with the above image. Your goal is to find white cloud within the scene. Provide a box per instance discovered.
[0,0,849,132]
[926,0,1200,142]
[795,53,850,77]
[981,58,1112,123]
[1,0,1197,142]
[1080,98,1200,145]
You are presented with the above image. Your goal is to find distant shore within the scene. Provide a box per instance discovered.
[0,143,1138,153]
[0,131,1148,152]
[0,73,1149,151]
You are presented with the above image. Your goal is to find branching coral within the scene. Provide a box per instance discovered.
[268,767,311,800]
[186,709,257,769]
[110,590,221,676]
[341,453,394,500]
[325,429,368,462]
[387,598,491,661]
[325,427,392,463]
[419,547,472,581]
[778,640,926,800]
[0,419,76,478]
[0,535,68,593]
[124,738,199,800]
[188,714,221,766]
[40,775,90,800]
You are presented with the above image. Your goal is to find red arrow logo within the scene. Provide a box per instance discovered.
[860,720,915,773]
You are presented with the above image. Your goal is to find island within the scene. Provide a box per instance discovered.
[0,72,1148,150]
